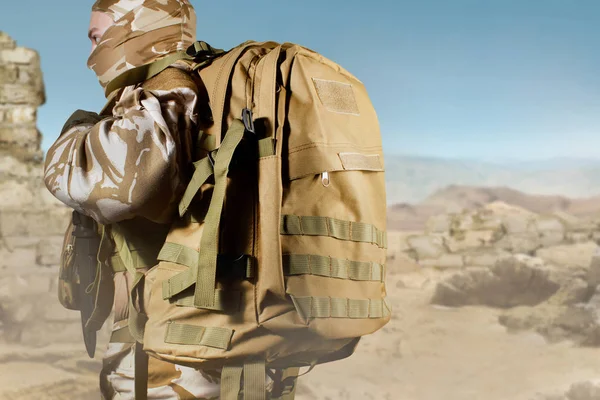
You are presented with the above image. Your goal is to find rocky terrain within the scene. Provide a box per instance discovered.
[388,185,600,231]
[384,154,600,205]
[2,30,600,399]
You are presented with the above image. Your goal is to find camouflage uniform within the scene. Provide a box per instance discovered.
[44,1,257,398]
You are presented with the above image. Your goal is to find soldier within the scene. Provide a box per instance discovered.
[43,0,241,398]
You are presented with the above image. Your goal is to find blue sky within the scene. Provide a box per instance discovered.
[1,0,599,161]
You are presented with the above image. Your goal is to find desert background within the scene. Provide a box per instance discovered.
[3,23,600,400]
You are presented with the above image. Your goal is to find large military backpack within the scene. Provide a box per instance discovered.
[105,40,390,399]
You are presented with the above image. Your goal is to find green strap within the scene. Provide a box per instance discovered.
[221,360,267,400]
[164,322,233,349]
[178,156,214,217]
[194,119,247,309]
[221,365,243,400]
[109,254,151,273]
[258,137,276,157]
[159,242,254,301]
[105,50,192,96]
[283,254,385,282]
[172,289,241,311]
[280,215,387,249]
[244,360,266,400]
[290,296,391,320]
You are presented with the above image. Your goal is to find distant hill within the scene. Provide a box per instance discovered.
[384,154,600,205]
[387,185,600,231]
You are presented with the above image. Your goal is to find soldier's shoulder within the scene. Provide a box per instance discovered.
[142,66,197,93]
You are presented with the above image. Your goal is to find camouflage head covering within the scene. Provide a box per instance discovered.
[87,0,196,96]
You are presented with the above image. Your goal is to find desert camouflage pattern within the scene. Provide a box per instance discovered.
[42,1,239,397]
[43,66,198,225]
[88,0,196,96]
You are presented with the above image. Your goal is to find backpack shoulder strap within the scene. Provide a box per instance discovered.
[104,41,226,96]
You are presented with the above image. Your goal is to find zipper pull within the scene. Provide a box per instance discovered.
[321,172,330,187]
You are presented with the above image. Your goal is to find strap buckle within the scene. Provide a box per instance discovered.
[207,149,218,167]
[241,108,255,134]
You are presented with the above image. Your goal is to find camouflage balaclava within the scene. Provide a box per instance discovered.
[87,0,196,97]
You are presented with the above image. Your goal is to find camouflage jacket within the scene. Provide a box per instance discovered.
[43,65,198,225]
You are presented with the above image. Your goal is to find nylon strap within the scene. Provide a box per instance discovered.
[280,215,387,249]
[290,296,391,320]
[172,289,241,311]
[258,137,276,157]
[244,360,266,400]
[105,50,191,96]
[193,119,247,309]
[212,42,267,144]
[221,365,243,400]
[283,254,385,282]
[159,242,254,299]
[109,254,150,273]
[338,152,384,171]
[164,322,233,349]
[178,156,214,217]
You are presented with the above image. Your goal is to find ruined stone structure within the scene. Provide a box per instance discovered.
[0,33,103,398]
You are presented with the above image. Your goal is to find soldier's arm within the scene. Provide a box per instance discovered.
[43,68,198,225]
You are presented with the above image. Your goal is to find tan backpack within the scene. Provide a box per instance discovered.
[104,40,390,399]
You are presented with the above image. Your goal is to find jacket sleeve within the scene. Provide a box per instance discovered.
[43,68,198,225]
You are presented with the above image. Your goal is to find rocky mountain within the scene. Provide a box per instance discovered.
[388,185,600,231]
[384,154,600,205]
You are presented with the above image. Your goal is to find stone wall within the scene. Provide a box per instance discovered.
[0,32,75,344]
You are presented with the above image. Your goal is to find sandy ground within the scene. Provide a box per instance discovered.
[296,282,600,400]
[1,280,600,399]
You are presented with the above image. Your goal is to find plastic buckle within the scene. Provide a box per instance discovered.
[241,108,255,134]
[207,149,218,167]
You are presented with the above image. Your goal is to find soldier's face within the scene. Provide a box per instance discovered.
[88,11,114,54]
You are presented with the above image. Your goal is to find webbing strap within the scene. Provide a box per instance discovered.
[110,254,149,273]
[194,119,247,308]
[178,156,214,217]
[290,296,391,320]
[172,289,241,311]
[105,51,191,96]
[221,360,268,400]
[158,242,199,270]
[283,254,385,282]
[244,360,266,400]
[164,322,233,349]
[221,366,243,400]
[159,242,253,301]
[280,215,387,249]
[338,152,384,171]
[258,137,276,157]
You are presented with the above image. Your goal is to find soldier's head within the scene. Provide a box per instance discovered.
[87,0,197,95]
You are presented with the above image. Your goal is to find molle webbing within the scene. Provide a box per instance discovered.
[280,215,387,249]
[283,254,385,282]
[164,322,233,349]
[290,296,391,320]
